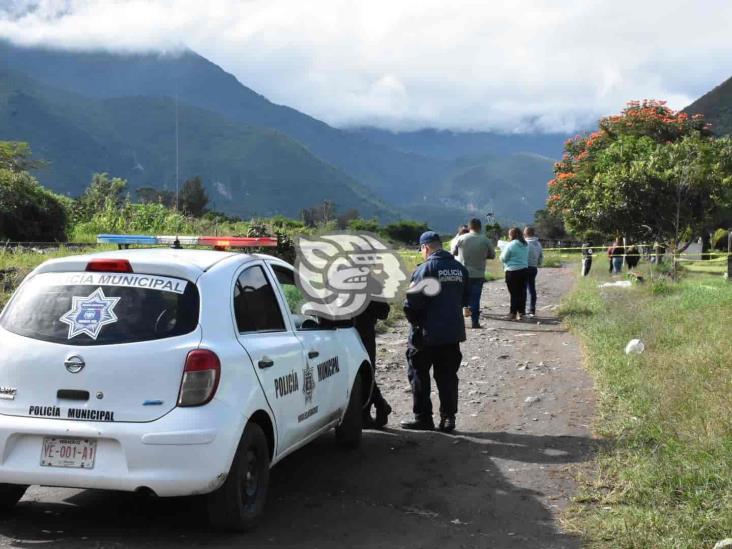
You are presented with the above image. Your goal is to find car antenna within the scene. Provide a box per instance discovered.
[171,86,182,251]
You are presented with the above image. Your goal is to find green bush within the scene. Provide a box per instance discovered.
[382,220,429,245]
[0,168,69,241]
[650,279,674,295]
[347,218,381,233]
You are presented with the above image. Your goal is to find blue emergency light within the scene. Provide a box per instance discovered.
[97,234,158,245]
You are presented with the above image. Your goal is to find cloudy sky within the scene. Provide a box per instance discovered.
[1,0,731,133]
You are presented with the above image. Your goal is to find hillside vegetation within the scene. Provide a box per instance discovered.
[0,69,393,220]
[438,152,554,225]
[683,75,732,136]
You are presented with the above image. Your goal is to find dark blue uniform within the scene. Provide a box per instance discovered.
[404,250,469,424]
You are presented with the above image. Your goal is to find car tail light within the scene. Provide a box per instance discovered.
[178,350,221,407]
[86,259,134,273]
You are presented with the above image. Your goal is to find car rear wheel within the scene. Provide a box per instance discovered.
[0,484,27,511]
[335,371,363,449]
[206,423,270,531]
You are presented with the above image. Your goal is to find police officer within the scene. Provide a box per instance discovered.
[354,299,392,428]
[581,242,593,277]
[401,231,470,432]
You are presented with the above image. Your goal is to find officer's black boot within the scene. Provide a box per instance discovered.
[362,406,375,429]
[400,417,435,431]
[439,416,456,433]
[373,402,392,429]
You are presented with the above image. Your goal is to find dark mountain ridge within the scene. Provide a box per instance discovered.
[0,68,393,219]
[683,75,732,136]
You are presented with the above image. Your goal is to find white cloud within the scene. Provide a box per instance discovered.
[1,0,731,132]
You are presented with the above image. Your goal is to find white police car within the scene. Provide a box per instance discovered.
[0,240,372,530]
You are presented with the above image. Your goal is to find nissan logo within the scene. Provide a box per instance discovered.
[64,356,85,374]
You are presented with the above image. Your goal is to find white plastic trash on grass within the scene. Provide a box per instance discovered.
[599,280,632,288]
[625,339,645,355]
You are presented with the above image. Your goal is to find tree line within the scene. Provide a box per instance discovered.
[545,100,732,254]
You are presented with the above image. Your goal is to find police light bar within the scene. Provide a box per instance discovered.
[96,234,278,248]
[97,234,158,245]
[157,236,200,246]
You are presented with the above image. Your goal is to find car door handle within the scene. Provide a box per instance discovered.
[258,357,274,369]
[308,350,319,359]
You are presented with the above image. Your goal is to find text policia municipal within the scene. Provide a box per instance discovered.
[28,405,115,422]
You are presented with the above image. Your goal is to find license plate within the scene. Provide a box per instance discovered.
[40,437,97,469]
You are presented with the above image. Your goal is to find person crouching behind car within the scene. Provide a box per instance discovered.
[353,295,392,429]
[402,231,470,433]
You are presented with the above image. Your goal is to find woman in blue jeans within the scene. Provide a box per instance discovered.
[523,226,543,317]
[608,238,624,274]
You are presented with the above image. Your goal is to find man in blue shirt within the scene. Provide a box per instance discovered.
[402,231,470,432]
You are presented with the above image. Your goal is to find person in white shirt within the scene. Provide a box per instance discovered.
[523,226,544,317]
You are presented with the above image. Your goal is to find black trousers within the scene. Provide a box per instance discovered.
[406,344,462,421]
[505,268,529,315]
[356,323,389,413]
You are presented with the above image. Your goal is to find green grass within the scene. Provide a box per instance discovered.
[0,245,111,307]
[560,257,732,547]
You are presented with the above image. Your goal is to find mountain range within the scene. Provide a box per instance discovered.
[0,41,570,229]
[683,76,732,136]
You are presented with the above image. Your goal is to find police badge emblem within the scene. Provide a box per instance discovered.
[59,287,121,340]
[302,363,316,404]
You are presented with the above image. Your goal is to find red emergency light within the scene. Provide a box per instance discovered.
[198,236,278,248]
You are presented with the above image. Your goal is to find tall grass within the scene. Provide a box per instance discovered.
[561,261,732,547]
[0,246,109,307]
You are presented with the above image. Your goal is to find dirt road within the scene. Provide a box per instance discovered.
[0,267,596,548]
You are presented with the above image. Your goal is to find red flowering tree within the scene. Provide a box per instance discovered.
[547,100,732,249]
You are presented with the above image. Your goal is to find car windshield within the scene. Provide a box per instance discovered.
[0,272,199,346]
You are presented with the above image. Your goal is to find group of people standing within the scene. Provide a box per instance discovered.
[359,221,545,433]
[449,219,544,324]
[496,226,544,320]
[607,239,641,274]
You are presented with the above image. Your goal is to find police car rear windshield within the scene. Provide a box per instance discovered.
[0,272,199,346]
